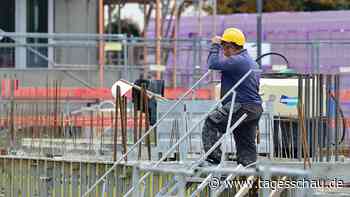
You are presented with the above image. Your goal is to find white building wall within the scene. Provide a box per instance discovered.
[54,0,98,66]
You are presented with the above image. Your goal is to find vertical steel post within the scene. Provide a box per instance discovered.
[192,38,197,86]
[312,74,316,161]
[326,75,331,162]
[120,95,128,161]
[315,74,320,161]
[113,88,119,161]
[15,0,27,68]
[143,88,152,160]
[123,38,128,80]
[10,78,15,149]
[221,92,237,164]
[289,116,294,159]
[138,85,144,160]
[335,74,340,161]
[98,0,105,87]
[304,75,310,160]
[198,37,202,78]
[132,165,140,197]
[133,101,138,144]
[297,74,303,161]
[172,1,178,87]
[179,104,188,161]
[319,74,324,162]
[256,0,263,67]
[155,0,162,80]
[89,110,94,153]
[261,164,270,197]
[176,175,186,197]
[213,0,217,35]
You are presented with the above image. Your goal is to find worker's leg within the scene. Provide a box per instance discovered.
[202,103,241,164]
[233,104,263,166]
[234,121,258,166]
[202,117,224,164]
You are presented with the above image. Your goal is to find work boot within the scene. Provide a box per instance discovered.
[238,159,256,168]
[197,157,220,168]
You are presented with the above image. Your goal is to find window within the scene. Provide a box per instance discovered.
[27,0,48,67]
[0,0,15,68]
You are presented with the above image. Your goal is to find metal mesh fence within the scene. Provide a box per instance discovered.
[0,33,349,161]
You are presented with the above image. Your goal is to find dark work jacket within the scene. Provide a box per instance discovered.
[207,44,262,105]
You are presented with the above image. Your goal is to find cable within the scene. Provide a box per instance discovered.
[255,52,290,67]
[329,93,346,145]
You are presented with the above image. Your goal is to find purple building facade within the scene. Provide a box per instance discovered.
[147,11,350,141]
[147,11,350,74]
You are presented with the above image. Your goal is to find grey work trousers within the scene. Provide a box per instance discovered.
[202,102,263,166]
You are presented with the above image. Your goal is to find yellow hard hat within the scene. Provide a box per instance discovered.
[220,28,246,46]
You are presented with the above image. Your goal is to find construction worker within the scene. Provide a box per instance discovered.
[202,28,263,167]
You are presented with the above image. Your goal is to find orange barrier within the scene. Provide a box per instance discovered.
[2,115,350,129]
[1,86,212,100]
[0,115,145,129]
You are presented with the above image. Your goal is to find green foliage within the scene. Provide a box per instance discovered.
[205,0,350,14]
[303,0,350,11]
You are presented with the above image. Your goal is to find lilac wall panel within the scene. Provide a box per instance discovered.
[148,11,350,41]
[147,11,350,74]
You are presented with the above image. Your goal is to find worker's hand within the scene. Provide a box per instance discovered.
[211,36,221,44]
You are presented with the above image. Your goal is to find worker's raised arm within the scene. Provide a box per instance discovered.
[207,43,242,72]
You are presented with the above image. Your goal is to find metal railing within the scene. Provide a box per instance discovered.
[131,161,311,197]
[200,162,311,197]
[82,70,212,196]
[189,91,243,197]
[1,31,350,88]
[122,69,254,197]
